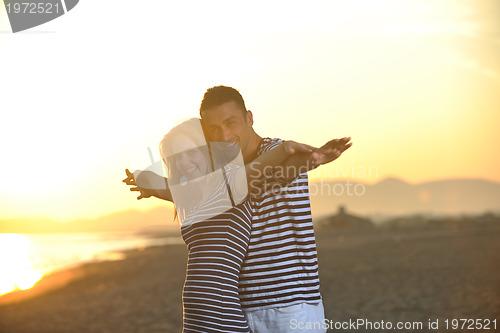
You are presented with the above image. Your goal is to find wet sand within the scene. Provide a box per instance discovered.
[1,224,499,332]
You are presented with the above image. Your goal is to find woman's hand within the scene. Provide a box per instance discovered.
[122,169,162,200]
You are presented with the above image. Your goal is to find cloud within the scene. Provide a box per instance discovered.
[441,51,500,83]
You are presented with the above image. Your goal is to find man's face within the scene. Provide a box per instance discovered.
[201,101,253,153]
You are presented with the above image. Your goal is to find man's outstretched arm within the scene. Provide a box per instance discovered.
[261,137,352,184]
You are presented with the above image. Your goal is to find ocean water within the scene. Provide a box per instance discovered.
[0,232,182,295]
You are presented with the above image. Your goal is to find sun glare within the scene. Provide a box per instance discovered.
[0,234,43,295]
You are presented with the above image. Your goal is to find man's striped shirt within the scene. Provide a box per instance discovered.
[239,138,321,310]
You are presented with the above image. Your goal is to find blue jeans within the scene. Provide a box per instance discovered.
[244,301,327,333]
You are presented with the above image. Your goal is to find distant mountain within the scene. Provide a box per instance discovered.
[0,206,176,234]
[310,177,500,219]
[3,178,500,233]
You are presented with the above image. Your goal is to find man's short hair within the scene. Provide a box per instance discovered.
[199,86,247,116]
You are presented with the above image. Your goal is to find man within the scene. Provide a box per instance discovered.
[124,86,351,332]
[199,86,351,332]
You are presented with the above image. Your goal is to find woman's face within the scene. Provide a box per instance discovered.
[171,134,208,181]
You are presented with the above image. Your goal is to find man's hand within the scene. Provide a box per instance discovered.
[122,169,166,200]
[311,137,352,167]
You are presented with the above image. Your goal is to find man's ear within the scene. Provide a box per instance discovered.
[246,110,254,127]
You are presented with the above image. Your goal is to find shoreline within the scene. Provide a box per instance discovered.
[0,243,184,306]
[0,232,184,305]
[1,224,499,332]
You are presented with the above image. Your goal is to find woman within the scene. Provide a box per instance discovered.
[160,118,252,332]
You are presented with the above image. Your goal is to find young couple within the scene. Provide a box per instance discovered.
[123,86,352,333]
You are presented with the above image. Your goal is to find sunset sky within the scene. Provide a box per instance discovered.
[1,0,499,222]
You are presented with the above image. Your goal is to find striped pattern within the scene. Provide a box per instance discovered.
[181,194,252,332]
[239,138,322,310]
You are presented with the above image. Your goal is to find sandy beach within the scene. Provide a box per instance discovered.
[1,223,499,333]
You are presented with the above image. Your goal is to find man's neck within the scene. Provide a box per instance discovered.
[243,131,263,163]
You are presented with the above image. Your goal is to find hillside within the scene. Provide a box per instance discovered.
[2,178,500,233]
[310,177,500,219]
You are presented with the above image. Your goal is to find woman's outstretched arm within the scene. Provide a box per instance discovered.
[122,168,173,202]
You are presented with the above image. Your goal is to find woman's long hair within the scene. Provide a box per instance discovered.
[158,117,246,226]
[158,118,212,224]
[159,118,211,182]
